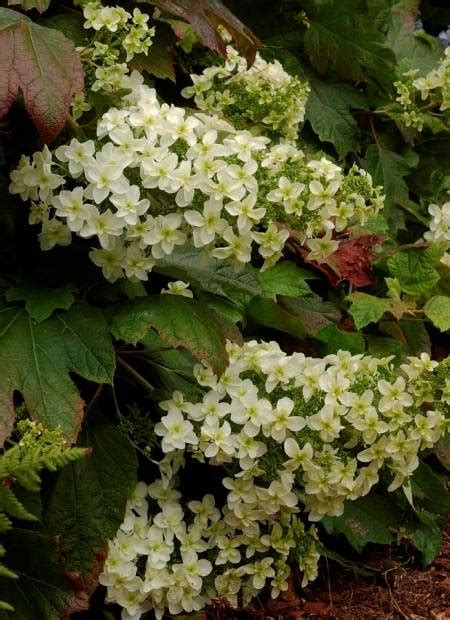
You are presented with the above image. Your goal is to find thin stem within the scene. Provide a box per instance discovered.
[66,115,84,140]
[86,383,104,412]
[369,116,381,149]
[116,356,155,393]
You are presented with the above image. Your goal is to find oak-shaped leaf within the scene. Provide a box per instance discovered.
[248,295,340,339]
[305,78,367,158]
[0,419,137,619]
[303,0,396,91]
[5,284,74,322]
[111,295,236,376]
[144,0,261,65]
[347,292,416,329]
[0,8,84,143]
[0,303,115,445]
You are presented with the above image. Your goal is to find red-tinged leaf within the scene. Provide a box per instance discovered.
[294,244,341,287]
[0,8,84,143]
[294,235,384,288]
[144,0,261,65]
[7,0,50,14]
[330,234,385,287]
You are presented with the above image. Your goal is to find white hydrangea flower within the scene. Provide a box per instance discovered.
[11,72,384,282]
[101,341,449,619]
[182,43,310,142]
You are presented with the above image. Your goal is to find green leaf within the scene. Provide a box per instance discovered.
[316,323,365,355]
[305,78,367,158]
[43,417,137,606]
[347,293,413,329]
[247,298,307,339]
[435,433,450,471]
[155,245,262,305]
[139,331,204,399]
[130,23,176,81]
[383,0,442,72]
[111,295,232,375]
[248,295,339,338]
[0,8,84,143]
[366,335,403,362]
[280,296,340,335]
[258,262,314,299]
[365,144,414,227]
[0,304,115,444]
[387,244,446,295]
[413,510,443,566]
[0,418,135,618]
[7,0,50,13]
[197,292,245,325]
[44,14,89,47]
[5,285,75,322]
[347,294,384,329]
[411,462,450,514]
[303,0,396,90]
[0,529,85,619]
[379,318,431,356]
[424,296,450,332]
[322,492,400,552]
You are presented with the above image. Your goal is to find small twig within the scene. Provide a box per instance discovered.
[369,116,381,149]
[86,383,104,413]
[116,356,155,393]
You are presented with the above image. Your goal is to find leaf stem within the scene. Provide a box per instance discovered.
[66,115,83,139]
[116,356,155,393]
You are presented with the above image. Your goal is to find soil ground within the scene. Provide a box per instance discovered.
[202,522,450,620]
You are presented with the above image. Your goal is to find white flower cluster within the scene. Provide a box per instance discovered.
[394,49,450,131]
[101,341,449,619]
[160,280,193,297]
[423,202,450,267]
[10,74,383,283]
[423,201,450,266]
[152,342,449,519]
[79,2,154,96]
[100,455,319,620]
[182,45,310,142]
[424,202,450,243]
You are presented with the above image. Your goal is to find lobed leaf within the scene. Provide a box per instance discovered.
[0,420,137,618]
[347,292,414,329]
[305,78,367,158]
[0,8,84,143]
[155,245,262,305]
[111,295,234,375]
[0,304,115,444]
[303,0,396,91]
[387,244,446,295]
[258,262,314,299]
[5,284,74,323]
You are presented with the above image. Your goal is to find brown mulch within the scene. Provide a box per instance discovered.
[202,522,450,620]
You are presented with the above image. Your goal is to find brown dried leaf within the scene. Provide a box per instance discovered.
[294,235,384,288]
[330,234,384,287]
